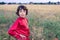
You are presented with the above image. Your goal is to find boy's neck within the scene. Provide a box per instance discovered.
[19,17,26,19]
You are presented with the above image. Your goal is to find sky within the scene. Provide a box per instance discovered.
[0,0,60,3]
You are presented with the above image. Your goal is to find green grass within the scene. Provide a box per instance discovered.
[0,8,60,40]
[41,20,60,40]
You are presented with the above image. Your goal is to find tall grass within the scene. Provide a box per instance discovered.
[0,5,60,40]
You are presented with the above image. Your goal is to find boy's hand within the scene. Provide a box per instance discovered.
[20,34,26,38]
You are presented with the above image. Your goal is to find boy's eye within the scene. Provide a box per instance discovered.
[19,10,26,12]
[19,10,22,12]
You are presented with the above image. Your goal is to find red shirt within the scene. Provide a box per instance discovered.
[54,38,58,40]
[8,17,30,39]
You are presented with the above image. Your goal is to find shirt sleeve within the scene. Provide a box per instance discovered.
[8,18,20,39]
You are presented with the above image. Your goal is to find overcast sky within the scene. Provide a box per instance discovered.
[0,0,60,3]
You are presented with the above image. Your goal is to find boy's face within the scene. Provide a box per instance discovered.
[19,9,26,18]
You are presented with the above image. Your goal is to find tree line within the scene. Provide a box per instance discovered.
[0,1,60,5]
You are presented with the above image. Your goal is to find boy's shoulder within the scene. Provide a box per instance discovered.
[16,17,28,21]
[15,17,20,21]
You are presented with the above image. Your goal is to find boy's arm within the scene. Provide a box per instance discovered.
[8,30,20,39]
[8,18,20,39]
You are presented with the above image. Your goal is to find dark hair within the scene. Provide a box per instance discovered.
[55,35,58,38]
[16,5,28,16]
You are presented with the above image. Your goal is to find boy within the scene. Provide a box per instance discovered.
[8,5,30,40]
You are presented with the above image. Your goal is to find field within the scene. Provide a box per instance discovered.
[0,4,60,40]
